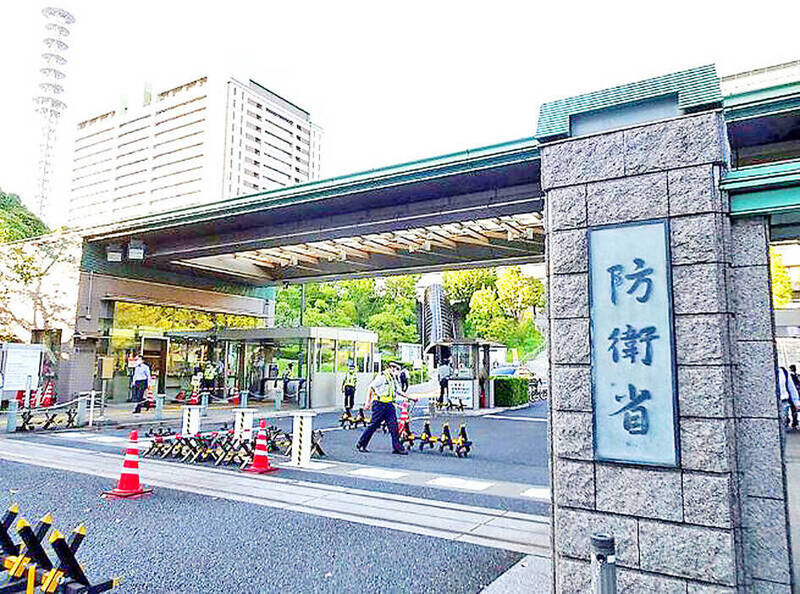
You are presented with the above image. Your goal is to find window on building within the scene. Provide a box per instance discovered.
[337,341,355,372]
[317,339,335,373]
[355,342,372,373]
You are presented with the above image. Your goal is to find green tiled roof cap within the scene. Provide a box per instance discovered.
[536,64,722,140]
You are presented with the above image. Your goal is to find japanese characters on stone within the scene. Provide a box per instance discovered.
[589,221,678,466]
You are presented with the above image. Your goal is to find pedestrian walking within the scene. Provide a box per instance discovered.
[342,363,357,413]
[399,365,410,393]
[781,365,800,429]
[131,356,151,414]
[437,358,452,405]
[283,362,294,399]
[356,361,416,455]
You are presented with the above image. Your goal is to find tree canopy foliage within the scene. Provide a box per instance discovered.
[771,247,794,309]
[465,266,545,358]
[442,269,497,317]
[0,191,48,243]
[276,275,420,352]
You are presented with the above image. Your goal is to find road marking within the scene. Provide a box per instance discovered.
[427,476,494,491]
[348,467,408,480]
[484,415,547,422]
[520,486,550,500]
[87,436,126,443]
[0,439,549,555]
[279,461,336,470]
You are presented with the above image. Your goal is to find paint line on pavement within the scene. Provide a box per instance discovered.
[520,486,551,500]
[427,476,494,491]
[86,436,126,443]
[348,467,408,480]
[279,461,336,470]
[484,415,547,422]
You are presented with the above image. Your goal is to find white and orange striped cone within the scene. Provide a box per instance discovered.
[144,380,155,410]
[230,385,240,406]
[40,381,56,407]
[243,418,277,474]
[189,384,199,405]
[102,430,153,500]
[398,400,410,434]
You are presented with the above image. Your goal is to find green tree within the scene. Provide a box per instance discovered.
[465,273,544,359]
[771,247,794,309]
[367,303,418,352]
[0,191,49,242]
[466,287,503,337]
[442,269,497,318]
[495,266,545,320]
[272,275,419,354]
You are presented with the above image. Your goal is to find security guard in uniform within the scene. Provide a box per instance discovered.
[342,363,357,413]
[356,361,415,455]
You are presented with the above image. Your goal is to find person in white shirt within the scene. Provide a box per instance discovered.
[779,366,799,429]
[132,356,152,414]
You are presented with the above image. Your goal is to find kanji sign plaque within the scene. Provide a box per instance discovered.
[589,220,679,466]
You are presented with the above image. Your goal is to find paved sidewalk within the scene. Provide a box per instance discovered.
[0,438,550,556]
[481,555,551,593]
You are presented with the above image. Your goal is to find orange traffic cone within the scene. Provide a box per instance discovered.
[40,381,56,407]
[230,385,240,406]
[398,400,410,434]
[102,430,153,500]
[243,419,277,474]
[189,384,199,405]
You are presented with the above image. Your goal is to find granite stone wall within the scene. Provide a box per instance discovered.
[543,112,793,592]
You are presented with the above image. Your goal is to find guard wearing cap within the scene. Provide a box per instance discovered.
[342,363,357,414]
[356,361,415,455]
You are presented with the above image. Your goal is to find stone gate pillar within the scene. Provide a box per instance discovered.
[543,111,793,592]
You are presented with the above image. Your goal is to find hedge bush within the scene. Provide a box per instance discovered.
[493,377,529,407]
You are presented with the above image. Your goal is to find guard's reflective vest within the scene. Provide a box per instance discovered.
[204,365,216,380]
[375,371,396,404]
[343,371,357,388]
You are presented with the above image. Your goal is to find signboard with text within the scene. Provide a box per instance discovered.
[448,379,474,408]
[589,220,679,467]
[2,344,43,392]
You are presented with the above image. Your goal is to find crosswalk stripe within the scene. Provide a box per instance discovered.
[426,476,494,491]
[348,468,408,480]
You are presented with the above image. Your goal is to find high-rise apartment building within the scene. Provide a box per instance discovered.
[68,75,322,228]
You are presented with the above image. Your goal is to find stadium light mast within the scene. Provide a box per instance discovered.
[33,7,76,220]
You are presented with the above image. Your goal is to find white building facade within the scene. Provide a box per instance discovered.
[68,76,322,228]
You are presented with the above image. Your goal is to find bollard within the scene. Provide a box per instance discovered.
[289,411,316,468]
[181,406,202,436]
[201,392,209,417]
[590,533,617,594]
[76,396,88,426]
[89,391,96,427]
[6,399,18,433]
[240,390,249,409]
[233,408,257,441]
[155,395,165,421]
[273,387,283,411]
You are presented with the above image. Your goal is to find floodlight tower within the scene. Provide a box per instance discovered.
[33,7,76,219]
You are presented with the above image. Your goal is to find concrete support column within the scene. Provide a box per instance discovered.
[730,217,794,590]
[543,112,793,592]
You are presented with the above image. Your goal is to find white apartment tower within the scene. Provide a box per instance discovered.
[69,76,322,227]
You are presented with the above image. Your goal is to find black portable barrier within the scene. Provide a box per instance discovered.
[0,505,118,594]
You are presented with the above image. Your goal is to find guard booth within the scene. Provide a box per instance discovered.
[427,339,503,409]
[216,326,378,410]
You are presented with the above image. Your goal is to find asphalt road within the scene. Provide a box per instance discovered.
[1,459,523,594]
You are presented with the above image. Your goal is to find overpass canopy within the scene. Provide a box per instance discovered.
[82,137,544,287]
